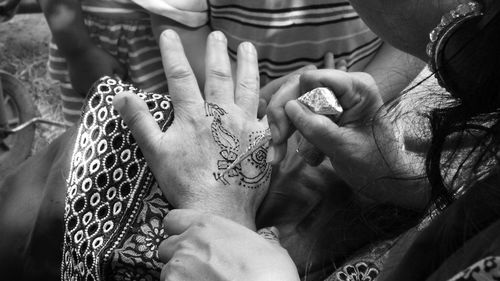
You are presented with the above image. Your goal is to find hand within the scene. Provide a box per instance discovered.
[257,64,317,118]
[113,30,271,229]
[265,53,344,166]
[66,44,127,96]
[268,69,428,208]
[158,209,300,281]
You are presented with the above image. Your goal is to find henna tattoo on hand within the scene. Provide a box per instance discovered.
[204,102,272,189]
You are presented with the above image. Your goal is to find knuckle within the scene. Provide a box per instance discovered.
[164,259,183,275]
[293,114,310,132]
[238,76,259,94]
[207,69,232,81]
[164,209,180,226]
[125,110,147,129]
[166,64,193,81]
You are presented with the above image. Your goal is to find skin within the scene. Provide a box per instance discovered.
[39,0,127,96]
[148,0,500,279]
[348,0,492,61]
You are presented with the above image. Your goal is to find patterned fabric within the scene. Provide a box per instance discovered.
[81,0,150,20]
[48,11,167,125]
[448,256,500,281]
[61,77,173,281]
[332,261,379,281]
[323,239,396,281]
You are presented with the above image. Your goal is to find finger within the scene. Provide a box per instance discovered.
[113,91,162,160]
[296,135,325,166]
[266,142,288,165]
[266,73,301,146]
[162,209,203,236]
[336,59,348,72]
[235,42,260,117]
[257,98,268,119]
[259,64,316,106]
[204,31,234,104]
[158,234,181,262]
[284,100,339,154]
[160,29,202,105]
[324,52,335,69]
[300,70,364,111]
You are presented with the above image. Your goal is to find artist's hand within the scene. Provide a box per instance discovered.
[257,65,317,118]
[67,44,127,97]
[267,69,427,208]
[158,209,300,281]
[114,30,271,229]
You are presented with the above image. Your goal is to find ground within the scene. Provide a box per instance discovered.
[0,13,65,154]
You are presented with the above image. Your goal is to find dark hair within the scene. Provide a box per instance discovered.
[426,0,500,210]
[312,2,500,279]
[273,3,500,280]
[384,2,500,280]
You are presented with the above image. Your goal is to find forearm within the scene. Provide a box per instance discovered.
[364,42,426,102]
[39,0,93,58]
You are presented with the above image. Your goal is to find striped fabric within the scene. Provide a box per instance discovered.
[209,0,382,84]
[81,0,150,20]
[49,12,167,125]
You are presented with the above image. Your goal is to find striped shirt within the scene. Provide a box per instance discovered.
[208,0,382,83]
[81,0,150,20]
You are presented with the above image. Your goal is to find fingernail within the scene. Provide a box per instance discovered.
[266,145,275,163]
[211,31,227,42]
[269,226,280,239]
[269,123,280,142]
[162,29,178,39]
[241,42,256,54]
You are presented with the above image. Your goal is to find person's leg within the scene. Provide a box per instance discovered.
[48,39,85,126]
[0,128,76,280]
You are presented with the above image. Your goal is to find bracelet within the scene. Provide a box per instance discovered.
[427,1,483,89]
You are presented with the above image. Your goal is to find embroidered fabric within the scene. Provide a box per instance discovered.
[61,77,173,281]
[60,76,389,281]
[448,256,500,281]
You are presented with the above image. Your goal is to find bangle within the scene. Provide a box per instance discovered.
[427,1,483,89]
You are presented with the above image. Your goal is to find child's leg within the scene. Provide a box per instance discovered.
[48,39,85,125]
[84,16,168,93]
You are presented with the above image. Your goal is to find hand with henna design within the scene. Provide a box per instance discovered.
[113,30,270,230]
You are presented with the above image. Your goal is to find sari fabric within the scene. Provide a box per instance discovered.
[61,77,173,280]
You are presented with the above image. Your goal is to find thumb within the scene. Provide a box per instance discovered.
[284,100,338,154]
[113,91,162,160]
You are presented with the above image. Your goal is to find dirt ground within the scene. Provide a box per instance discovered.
[0,13,65,154]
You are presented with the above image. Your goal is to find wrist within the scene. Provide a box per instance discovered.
[177,201,257,230]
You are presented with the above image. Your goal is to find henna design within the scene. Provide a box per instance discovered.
[205,102,272,189]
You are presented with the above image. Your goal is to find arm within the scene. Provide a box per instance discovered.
[39,0,92,58]
[39,0,126,95]
[364,42,426,102]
